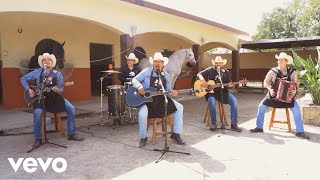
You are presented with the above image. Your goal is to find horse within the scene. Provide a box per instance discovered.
[28,38,65,71]
[138,48,196,87]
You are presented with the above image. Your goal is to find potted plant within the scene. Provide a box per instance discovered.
[292,50,320,126]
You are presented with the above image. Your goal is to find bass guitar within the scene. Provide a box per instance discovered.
[125,86,193,107]
[193,80,241,97]
[24,81,74,105]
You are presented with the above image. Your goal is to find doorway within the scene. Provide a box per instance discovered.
[90,43,113,96]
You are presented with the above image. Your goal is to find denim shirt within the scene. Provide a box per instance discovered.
[132,67,172,93]
[20,68,64,93]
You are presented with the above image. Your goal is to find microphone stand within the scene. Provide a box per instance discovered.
[28,67,67,153]
[88,72,114,129]
[217,68,227,137]
[154,70,190,163]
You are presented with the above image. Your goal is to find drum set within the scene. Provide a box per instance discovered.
[94,70,138,129]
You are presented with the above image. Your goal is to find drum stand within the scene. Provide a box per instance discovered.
[88,73,114,130]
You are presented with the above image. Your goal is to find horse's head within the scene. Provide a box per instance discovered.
[185,48,196,68]
[53,41,65,69]
[33,39,65,69]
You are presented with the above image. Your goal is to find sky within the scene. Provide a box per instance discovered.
[144,0,292,36]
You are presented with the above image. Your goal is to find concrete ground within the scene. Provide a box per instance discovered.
[0,92,319,180]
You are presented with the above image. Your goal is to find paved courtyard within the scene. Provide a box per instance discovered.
[0,92,319,179]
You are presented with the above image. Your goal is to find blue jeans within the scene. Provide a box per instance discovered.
[255,100,304,132]
[208,92,238,125]
[33,98,76,139]
[138,99,183,139]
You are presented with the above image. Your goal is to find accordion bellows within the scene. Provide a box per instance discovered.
[275,79,296,103]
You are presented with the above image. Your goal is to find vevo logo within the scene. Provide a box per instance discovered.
[8,157,67,173]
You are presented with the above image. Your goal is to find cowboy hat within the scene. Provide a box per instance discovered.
[126,53,139,64]
[211,56,227,65]
[275,52,293,64]
[149,52,169,65]
[38,53,57,68]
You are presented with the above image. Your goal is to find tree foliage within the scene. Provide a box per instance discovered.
[252,0,320,40]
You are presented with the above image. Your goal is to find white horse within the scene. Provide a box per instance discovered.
[138,48,197,87]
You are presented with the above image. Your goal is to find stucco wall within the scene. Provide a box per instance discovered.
[135,33,193,56]
[203,50,318,69]
[0,12,120,69]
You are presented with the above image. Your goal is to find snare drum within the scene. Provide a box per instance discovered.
[124,82,132,91]
[106,85,125,116]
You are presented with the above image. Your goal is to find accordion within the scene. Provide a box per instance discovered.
[275,79,296,103]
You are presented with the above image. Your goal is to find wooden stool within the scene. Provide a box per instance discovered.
[203,101,228,126]
[147,115,174,144]
[269,108,292,132]
[41,113,66,142]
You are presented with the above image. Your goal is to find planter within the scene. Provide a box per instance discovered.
[302,105,320,126]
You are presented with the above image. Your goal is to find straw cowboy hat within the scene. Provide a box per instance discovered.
[38,53,57,68]
[275,52,293,64]
[149,52,169,65]
[211,56,227,65]
[126,53,139,64]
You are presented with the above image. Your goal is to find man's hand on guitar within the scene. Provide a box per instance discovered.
[28,89,35,97]
[201,80,208,88]
[171,90,178,97]
[227,82,234,88]
[138,87,145,95]
[52,86,59,93]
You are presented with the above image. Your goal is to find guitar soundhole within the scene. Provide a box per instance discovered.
[35,90,40,95]
[144,92,151,97]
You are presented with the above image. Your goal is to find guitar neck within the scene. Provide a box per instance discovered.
[149,89,191,97]
[208,82,240,89]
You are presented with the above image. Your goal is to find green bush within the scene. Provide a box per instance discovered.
[292,50,320,105]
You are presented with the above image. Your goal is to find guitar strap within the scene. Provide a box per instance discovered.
[43,70,58,86]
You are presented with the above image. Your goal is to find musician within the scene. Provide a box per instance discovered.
[197,56,242,132]
[132,52,185,147]
[20,53,84,148]
[250,52,310,139]
[119,53,140,85]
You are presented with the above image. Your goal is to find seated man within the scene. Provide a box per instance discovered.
[119,53,140,85]
[250,52,310,139]
[20,53,84,149]
[197,56,242,132]
[132,52,185,147]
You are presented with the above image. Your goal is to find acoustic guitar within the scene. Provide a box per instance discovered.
[193,80,240,97]
[125,86,194,107]
[24,81,74,105]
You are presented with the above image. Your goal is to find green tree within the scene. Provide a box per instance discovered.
[296,0,320,36]
[252,0,320,40]
[253,8,297,40]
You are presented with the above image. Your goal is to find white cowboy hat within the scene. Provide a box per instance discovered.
[38,53,57,68]
[275,52,293,64]
[126,53,139,64]
[149,52,169,65]
[211,56,227,65]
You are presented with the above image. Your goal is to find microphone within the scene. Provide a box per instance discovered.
[43,63,48,69]
[216,66,224,88]
[216,66,221,76]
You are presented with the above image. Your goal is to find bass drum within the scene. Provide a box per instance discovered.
[106,85,125,116]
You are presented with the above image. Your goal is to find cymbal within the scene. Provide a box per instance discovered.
[100,70,121,73]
